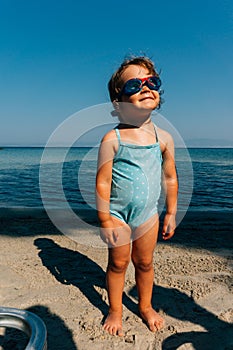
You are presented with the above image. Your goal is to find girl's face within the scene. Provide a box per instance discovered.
[119,65,160,112]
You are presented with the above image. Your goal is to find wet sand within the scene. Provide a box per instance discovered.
[0,210,233,349]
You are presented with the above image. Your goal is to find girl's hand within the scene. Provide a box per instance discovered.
[162,213,176,240]
[100,219,119,247]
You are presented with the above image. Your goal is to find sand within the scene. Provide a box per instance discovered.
[0,210,233,350]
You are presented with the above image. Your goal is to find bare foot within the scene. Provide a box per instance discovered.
[103,311,124,336]
[139,307,165,332]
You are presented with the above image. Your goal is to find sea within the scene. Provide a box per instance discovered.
[0,147,232,213]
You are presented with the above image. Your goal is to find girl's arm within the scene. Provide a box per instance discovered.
[161,132,178,240]
[96,131,119,246]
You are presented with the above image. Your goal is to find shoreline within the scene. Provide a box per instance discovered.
[1,208,233,249]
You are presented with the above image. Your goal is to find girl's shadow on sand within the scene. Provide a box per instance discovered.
[34,238,108,316]
[34,238,137,318]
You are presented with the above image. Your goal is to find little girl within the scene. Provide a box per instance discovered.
[96,56,178,336]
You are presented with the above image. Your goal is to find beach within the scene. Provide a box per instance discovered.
[0,210,233,350]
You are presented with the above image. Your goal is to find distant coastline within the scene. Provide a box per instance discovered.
[185,138,233,148]
[1,137,233,149]
[0,145,233,149]
[0,137,233,150]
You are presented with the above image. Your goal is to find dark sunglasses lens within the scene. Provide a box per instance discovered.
[123,79,141,95]
[147,77,161,90]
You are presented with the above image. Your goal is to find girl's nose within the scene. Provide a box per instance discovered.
[141,84,150,92]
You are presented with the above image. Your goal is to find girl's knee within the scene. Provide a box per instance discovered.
[132,257,153,272]
[108,258,130,274]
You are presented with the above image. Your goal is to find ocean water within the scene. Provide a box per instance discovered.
[0,147,232,212]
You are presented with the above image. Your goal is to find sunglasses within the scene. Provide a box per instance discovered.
[119,76,161,97]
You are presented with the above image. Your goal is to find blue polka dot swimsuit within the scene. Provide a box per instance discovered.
[110,125,162,230]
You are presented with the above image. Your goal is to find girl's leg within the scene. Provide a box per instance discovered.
[103,218,131,336]
[131,216,164,332]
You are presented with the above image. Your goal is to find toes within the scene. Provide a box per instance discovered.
[117,328,124,337]
[142,311,165,332]
[103,324,110,333]
[155,318,165,331]
[148,319,164,332]
[103,323,123,336]
[148,321,157,332]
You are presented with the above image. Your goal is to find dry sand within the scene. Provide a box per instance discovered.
[0,210,233,349]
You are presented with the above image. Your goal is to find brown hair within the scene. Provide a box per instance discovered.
[108,56,163,108]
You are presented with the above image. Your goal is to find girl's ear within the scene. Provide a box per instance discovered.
[111,99,120,117]
[113,99,120,110]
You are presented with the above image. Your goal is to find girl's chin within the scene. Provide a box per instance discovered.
[139,100,158,108]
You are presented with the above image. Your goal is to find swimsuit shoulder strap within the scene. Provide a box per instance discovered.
[153,123,159,143]
[114,128,121,142]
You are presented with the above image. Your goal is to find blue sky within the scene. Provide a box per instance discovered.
[1,0,233,146]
